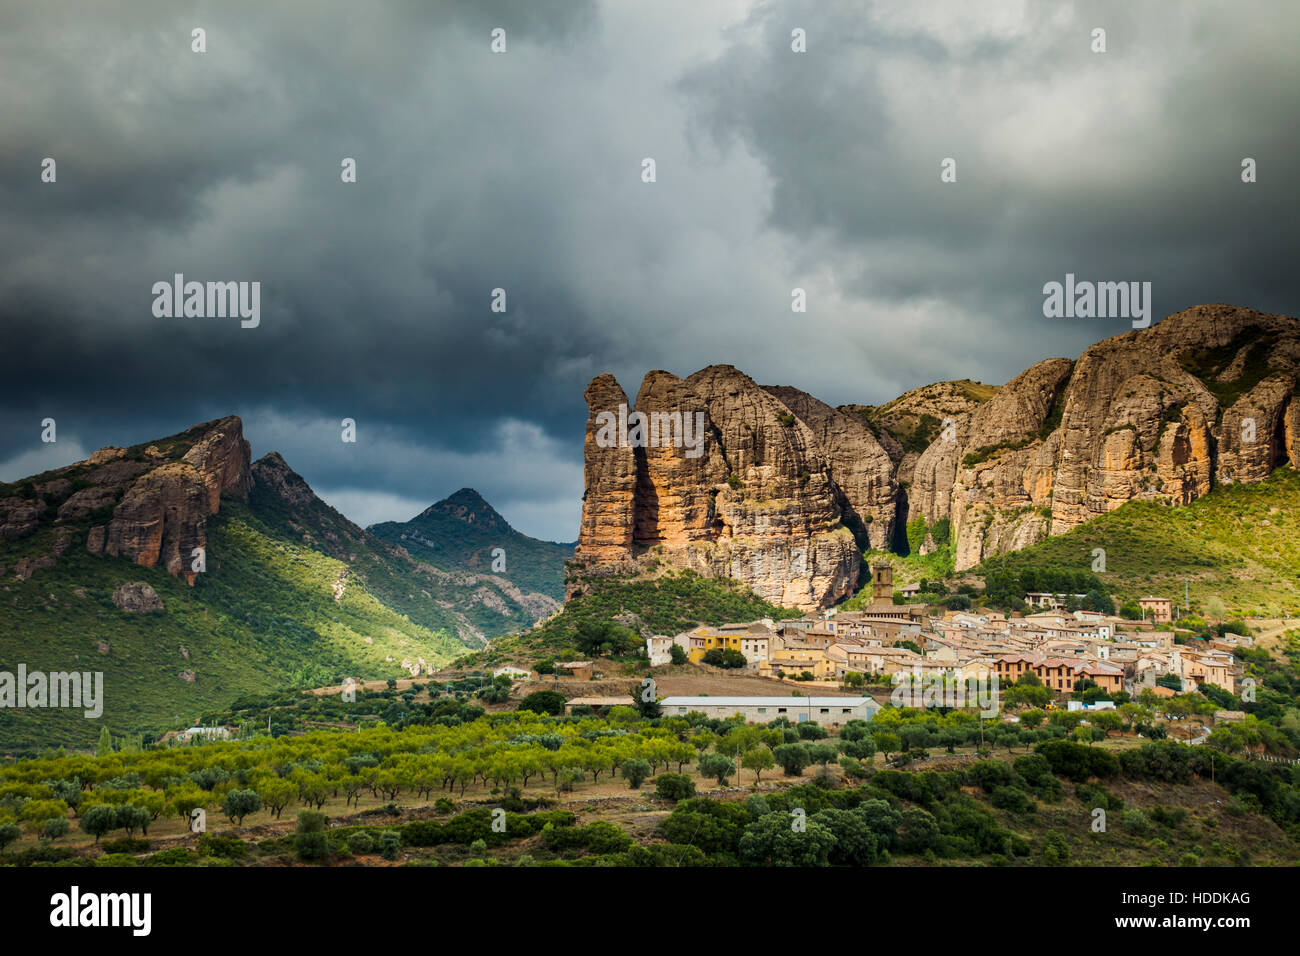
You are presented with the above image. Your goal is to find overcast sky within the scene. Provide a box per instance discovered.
[2,0,1296,542]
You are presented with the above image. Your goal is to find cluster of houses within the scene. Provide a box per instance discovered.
[643,567,1244,701]
[485,567,1244,727]
[1022,593,1173,624]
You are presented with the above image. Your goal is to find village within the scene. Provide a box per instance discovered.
[510,565,1250,732]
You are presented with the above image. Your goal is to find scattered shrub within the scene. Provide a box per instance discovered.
[199,834,248,859]
[294,811,330,861]
[654,773,696,802]
[99,837,150,855]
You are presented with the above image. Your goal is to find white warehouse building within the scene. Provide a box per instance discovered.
[657,695,879,727]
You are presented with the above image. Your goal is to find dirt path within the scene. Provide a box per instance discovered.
[1245,617,1298,655]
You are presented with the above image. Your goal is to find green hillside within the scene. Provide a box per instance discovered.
[467,569,801,667]
[0,421,578,754]
[369,488,573,603]
[973,468,1300,616]
[0,500,469,754]
[248,458,542,641]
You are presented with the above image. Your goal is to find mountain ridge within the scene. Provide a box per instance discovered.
[0,418,564,749]
[571,304,1300,609]
[369,488,573,605]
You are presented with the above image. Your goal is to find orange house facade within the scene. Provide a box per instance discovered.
[994,654,1124,696]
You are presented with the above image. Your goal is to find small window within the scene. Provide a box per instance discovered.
[778,707,787,714]
[757,708,767,714]
[820,708,829,714]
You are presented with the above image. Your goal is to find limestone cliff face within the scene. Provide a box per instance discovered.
[574,305,1300,597]
[905,305,1300,569]
[946,358,1073,569]
[763,385,898,550]
[573,374,638,569]
[631,370,729,553]
[0,416,253,585]
[843,380,1000,551]
[101,417,251,582]
[105,461,216,579]
[1214,374,1293,485]
[572,365,889,609]
[574,306,1294,600]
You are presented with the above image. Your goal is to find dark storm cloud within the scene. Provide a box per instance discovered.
[676,0,1300,395]
[1,1,1296,540]
[0,0,608,538]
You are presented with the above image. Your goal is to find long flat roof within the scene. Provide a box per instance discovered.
[657,696,879,709]
[565,696,634,705]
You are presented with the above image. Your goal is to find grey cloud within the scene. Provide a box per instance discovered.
[1,0,1295,539]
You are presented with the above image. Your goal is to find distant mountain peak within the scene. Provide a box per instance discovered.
[369,487,573,603]
[444,487,491,508]
[419,487,505,527]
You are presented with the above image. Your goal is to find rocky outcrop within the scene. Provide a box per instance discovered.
[182,424,254,510]
[574,374,639,568]
[842,379,998,498]
[57,485,119,521]
[1214,374,1293,485]
[575,305,1300,598]
[104,462,213,579]
[112,581,164,613]
[944,358,1073,568]
[102,417,251,582]
[763,385,897,550]
[0,496,46,539]
[573,365,895,609]
[1284,400,1300,467]
[87,447,126,466]
[913,305,1300,569]
[1,416,252,584]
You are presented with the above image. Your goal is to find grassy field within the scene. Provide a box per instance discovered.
[973,468,1300,616]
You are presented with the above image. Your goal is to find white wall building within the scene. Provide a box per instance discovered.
[645,634,690,666]
[656,695,879,727]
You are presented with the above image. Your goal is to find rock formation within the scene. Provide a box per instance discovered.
[762,385,897,550]
[111,581,165,613]
[912,305,1300,569]
[572,365,895,609]
[0,416,252,585]
[100,417,251,582]
[575,374,639,567]
[574,305,1300,602]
